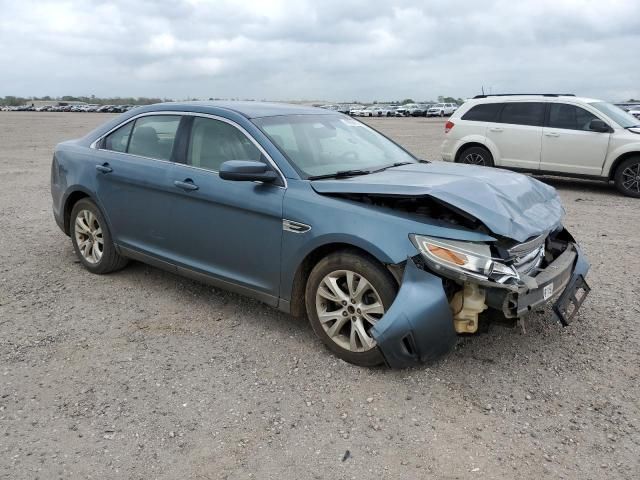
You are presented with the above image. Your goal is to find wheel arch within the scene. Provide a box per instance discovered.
[62,189,93,235]
[287,242,400,318]
[608,151,640,179]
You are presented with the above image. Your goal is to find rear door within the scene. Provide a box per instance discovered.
[485,102,545,169]
[93,114,182,260]
[540,103,610,175]
[166,115,285,301]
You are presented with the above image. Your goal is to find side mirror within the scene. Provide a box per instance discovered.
[219,160,278,183]
[589,119,611,133]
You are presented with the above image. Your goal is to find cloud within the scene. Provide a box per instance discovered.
[0,0,638,101]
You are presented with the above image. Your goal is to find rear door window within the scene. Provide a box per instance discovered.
[127,115,181,161]
[103,122,133,152]
[547,103,599,131]
[461,103,502,122]
[499,102,545,126]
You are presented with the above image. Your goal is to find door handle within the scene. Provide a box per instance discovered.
[174,179,199,191]
[95,163,112,174]
[489,127,503,132]
[545,132,560,137]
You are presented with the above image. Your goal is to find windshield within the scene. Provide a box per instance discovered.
[589,102,639,128]
[253,114,417,178]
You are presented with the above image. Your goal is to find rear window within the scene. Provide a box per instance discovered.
[461,103,502,122]
[499,102,545,127]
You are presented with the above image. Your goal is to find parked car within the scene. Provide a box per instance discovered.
[441,94,640,197]
[407,104,429,116]
[51,101,590,367]
[362,106,392,117]
[395,104,416,116]
[427,103,458,117]
[628,105,640,120]
[349,106,367,116]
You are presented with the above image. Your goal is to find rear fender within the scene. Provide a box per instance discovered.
[371,258,457,368]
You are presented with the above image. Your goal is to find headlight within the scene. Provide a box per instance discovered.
[410,235,519,284]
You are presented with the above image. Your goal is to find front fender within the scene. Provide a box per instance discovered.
[371,258,457,368]
[602,141,640,177]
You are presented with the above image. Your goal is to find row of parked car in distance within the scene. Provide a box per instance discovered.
[0,104,137,113]
[320,103,459,117]
[616,103,640,119]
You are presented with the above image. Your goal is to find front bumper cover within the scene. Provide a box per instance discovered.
[372,242,590,369]
[371,258,457,368]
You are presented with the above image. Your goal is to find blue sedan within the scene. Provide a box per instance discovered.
[51,102,590,368]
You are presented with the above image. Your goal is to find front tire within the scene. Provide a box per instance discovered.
[70,198,128,274]
[457,146,494,167]
[305,250,397,367]
[614,156,640,198]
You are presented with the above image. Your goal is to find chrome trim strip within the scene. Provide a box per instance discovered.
[90,110,288,188]
[507,232,548,256]
[282,219,311,233]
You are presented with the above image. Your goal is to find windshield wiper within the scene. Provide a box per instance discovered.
[308,169,371,180]
[372,161,414,173]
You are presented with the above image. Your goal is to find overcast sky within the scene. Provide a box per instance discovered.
[0,0,638,102]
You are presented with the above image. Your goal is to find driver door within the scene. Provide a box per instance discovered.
[540,103,611,175]
[166,116,285,303]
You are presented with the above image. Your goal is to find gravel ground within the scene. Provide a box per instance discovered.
[1,112,638,480]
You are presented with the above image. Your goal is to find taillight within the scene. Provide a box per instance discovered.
[445,121,454,133]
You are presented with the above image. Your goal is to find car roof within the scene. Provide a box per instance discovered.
[148,101,329,119]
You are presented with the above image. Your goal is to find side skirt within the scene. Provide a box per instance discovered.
[118,245,280,308]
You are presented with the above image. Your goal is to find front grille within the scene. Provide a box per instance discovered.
[508,233,547,276]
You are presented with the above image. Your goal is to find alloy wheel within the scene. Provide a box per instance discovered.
[621,162,640,194]
[463,152,487,165]
[315,270,385,352]
[74,209,104,264]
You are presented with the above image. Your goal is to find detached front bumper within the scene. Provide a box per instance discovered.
[372,242,590,369]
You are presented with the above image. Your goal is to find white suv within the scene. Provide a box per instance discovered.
[441,94,640,197]
[427,103,457,117]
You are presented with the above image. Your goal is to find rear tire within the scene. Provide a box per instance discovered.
[457,146,494,167]
[70,198,128,274]
[614,156,640,198]
[305,250,397,367]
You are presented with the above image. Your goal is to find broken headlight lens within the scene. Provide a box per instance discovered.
[410,235,519,283]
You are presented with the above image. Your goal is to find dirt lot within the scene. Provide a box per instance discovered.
[1,112,638,479]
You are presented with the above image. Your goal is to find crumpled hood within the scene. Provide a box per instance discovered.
[310,162,565,243]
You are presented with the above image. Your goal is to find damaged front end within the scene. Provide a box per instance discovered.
[372,228,590,369]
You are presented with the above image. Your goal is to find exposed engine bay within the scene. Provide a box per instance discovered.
[333,193,489,233]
